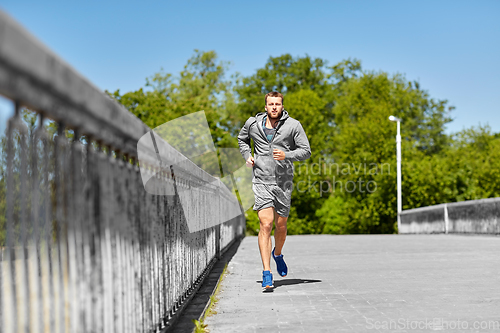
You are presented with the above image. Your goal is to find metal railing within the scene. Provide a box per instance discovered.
[400,197,500,234]
[0,10,245,333]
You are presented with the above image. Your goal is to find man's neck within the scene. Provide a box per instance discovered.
[265,114,280,129]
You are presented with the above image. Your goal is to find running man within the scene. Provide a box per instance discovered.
[237,91,311,290]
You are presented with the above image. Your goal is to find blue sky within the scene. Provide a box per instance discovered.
[1,0,499,135]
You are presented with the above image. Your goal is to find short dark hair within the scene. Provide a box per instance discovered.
[265,91,284,105]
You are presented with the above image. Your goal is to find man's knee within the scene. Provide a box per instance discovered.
[259,219,273,233]
[275,216,288,230]
[276,221,287,231]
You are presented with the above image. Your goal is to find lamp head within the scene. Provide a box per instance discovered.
[389,115,402,122]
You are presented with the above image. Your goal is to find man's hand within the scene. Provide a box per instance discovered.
[273,149,285,161]
[246,155,255,167]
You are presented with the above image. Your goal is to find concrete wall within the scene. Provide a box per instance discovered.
[400,197,500,234]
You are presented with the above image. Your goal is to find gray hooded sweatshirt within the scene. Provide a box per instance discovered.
[237,110,311,186]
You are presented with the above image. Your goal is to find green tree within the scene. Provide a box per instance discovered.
[403,125,500,210]
[234,54,333,126]
[324,69,453,233]
[109,50,240,178]
[110,50,237,148]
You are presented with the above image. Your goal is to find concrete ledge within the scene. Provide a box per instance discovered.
[399,221,445,234]
[400,197,500,234]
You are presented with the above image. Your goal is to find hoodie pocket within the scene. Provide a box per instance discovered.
[253,154,276,181]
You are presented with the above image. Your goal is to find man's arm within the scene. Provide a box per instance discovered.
[238,118,254,163]
[285,122,311,162]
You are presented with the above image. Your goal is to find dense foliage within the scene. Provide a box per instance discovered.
[106,50,500,235]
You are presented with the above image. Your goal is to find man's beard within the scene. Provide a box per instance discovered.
[267,109,282,120]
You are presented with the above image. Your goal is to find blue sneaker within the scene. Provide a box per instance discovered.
[262,270,274,290]
[272,248,288,277]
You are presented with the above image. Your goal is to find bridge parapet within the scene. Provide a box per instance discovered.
[400,197,500,234]
[0,10,244,333]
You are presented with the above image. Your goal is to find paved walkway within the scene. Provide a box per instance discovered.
[204,234,500,332]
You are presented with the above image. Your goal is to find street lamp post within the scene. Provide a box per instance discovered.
[389,115,402,233]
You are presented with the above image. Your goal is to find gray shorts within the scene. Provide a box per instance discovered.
[252,182,293,217]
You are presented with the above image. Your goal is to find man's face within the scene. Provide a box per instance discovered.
[265,96,283,119]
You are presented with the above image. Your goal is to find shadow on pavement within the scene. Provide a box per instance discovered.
[256,278,322,289]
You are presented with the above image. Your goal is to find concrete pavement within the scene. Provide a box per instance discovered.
[204,234,500,332]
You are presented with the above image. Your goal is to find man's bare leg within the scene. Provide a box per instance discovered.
[258,207,275,271]
[273,209,288,256]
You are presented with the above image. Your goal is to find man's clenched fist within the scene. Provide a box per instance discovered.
[273,149,285,161]
[246,155,255,167]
